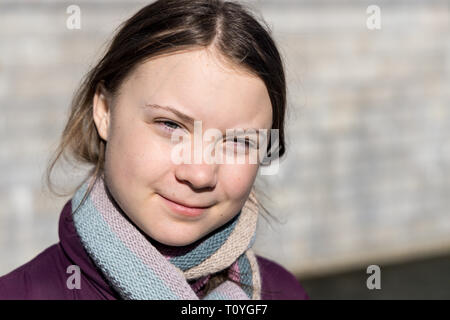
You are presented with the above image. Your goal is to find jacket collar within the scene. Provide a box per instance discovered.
[58,199,120,299]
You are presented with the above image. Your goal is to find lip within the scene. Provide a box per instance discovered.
[159,194,210,218]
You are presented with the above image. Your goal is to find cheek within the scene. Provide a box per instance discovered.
[220,164,258,200]
[105,120,173,184]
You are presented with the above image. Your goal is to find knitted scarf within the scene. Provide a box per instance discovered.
[71,174,262,300]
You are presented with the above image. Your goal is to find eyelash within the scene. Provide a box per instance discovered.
[156,120,182,133]
[230,137,256,149]
[156,120,256,149]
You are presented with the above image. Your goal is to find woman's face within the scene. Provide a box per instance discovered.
[92,48,272,246]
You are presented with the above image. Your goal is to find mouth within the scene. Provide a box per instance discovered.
[159,194,212,218]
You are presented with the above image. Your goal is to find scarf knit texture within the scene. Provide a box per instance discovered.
[71,175,262,300]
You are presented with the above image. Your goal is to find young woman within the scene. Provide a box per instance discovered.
[0,0,309,300]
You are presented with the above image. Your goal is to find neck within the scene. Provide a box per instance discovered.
[146,235,202,258]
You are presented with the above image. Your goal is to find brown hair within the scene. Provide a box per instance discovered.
[46,0,287,298]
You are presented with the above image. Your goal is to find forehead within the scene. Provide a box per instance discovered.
[122,48,273,131]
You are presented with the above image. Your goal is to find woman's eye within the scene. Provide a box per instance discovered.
[225,138,256,151]
[239,139,250,148]
[238,138,256,149]
[157,120,182,132]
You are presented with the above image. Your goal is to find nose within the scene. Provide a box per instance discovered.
[175,162,218,190]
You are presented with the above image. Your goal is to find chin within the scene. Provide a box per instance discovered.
[147,227,200,247]
[157,236,197,247]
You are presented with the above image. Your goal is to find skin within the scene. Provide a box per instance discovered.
[92,47,272,246]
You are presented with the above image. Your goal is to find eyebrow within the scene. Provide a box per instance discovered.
[144,103,196,126]
[143,103,265,134]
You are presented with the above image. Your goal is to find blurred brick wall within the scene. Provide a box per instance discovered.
[0,0,449,281]
[254,0,450,278]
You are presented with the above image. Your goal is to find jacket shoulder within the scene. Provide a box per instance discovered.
[0,244,70,299]
[256,255,309,300]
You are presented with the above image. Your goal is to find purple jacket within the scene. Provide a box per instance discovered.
[0,200,309,300]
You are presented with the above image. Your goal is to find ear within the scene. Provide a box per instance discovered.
[93,82,111,141]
